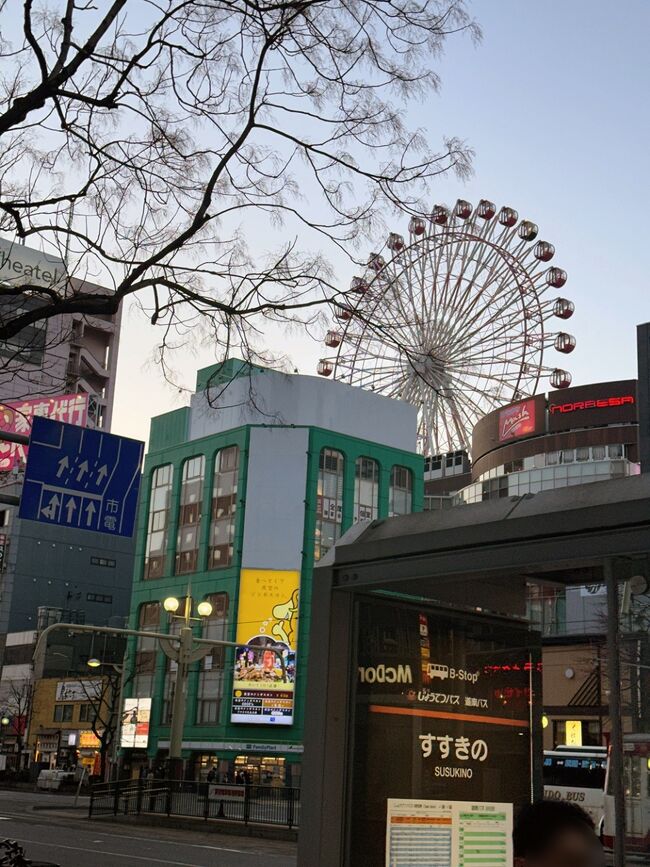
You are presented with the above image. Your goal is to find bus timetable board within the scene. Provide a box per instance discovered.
[349,596,540,866]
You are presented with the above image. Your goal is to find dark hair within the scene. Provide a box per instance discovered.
[513,800,596,857]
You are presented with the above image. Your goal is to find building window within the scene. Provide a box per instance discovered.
[144,465,174,579]
[86,593,113,604]
[389,466,413,516]
[315,448,344,562]
[354,457,379,523]
[608,444,623,458]
[196,593,229,724]
[208,446,239,570]
[79,704,95,723]
[132,602,161,698]
[53,705,73,722]
[592,445,606,461]
[576,447,590,462]
[561,449,574,464]
[175,455,205,575]
[90,556,116,568]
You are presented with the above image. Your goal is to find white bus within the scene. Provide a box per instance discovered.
[543,745,608,831]
[603,733,650,855]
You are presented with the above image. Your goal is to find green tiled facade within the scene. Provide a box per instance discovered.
[124,361,422,783]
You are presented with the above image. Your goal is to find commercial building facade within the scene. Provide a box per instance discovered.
[0,238,131,769]
[123,360,422,783]
[424,378,646,750]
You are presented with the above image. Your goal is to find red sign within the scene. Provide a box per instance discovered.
[549,395,635,415]
[0,393,88,472]
[498,399,536,442]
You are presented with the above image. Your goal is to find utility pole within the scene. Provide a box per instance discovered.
[605,559,625,867]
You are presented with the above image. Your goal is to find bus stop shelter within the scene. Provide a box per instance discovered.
[299,474,650,866]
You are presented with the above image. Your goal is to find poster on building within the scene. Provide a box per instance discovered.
[386,798,513,867]
[350,598,537,865]
[230,568,299,725]
[56,679,102,702]
[0,393,88,472]
[120,697,151,748]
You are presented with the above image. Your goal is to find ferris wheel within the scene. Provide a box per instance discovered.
[317,199,576,456]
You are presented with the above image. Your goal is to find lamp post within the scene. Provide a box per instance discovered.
[160,594,214,777]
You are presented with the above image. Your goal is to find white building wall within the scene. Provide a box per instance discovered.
[241,427,310,571]
[189,368,417,452]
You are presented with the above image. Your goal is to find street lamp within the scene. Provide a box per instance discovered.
[160,594,214,775]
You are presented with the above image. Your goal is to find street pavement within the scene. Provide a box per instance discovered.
[0,789,297,866]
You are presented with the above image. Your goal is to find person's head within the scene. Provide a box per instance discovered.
[513,800,604,867]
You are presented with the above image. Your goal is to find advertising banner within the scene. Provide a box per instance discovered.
[55,680,102,702]
[498,398,537,442]
[0,393,88,472]
[350,598,537,865]
[386,798,513,867]
[120,697,151,748]
[230,568,299,725]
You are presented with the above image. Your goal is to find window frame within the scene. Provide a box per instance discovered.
[208,445,240,570]
[315,447,345,561]
[144,464,174,580]
[175,454,205,575]
[353,456,380,524]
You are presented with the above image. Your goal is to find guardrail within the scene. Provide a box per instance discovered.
[89,779,300,829]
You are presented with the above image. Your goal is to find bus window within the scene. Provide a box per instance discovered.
[544,755,607,789]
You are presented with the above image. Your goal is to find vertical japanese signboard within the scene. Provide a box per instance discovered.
[350,597,539,865]
[231,568,299,725]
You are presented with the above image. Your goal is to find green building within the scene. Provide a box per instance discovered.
[123,360,422,785]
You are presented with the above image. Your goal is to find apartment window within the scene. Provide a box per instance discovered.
[196,593,229,724]
[576,447,590,462]
[315,448,344,561]
[53,705,73,723]
[389,466,413,516]
[592,445,606,460]
[208,446,239,570]
[79,704,96,723]
[144,465,173,579]
[132,602,161,698]
[354,457,379,523]
[175,455,205,574]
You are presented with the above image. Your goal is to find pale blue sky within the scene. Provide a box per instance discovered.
[111,0,650,443]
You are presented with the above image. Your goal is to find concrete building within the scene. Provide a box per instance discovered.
[123,360,423,784]
[0,237,131,768]
[0,237,121,430]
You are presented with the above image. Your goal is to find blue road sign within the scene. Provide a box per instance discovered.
[19,416,144,537]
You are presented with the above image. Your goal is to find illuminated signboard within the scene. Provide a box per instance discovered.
[498,399,536,442]
[548,381,638,433]
[230,568,299,725]
[120,697,151,748]
[549,395,635,414]
[0,393,88,472]
[350,598,537,866]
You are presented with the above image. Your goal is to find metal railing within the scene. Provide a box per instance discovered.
[89,778,300,829]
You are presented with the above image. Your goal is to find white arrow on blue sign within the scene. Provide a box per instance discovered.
[19,416,144,537]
